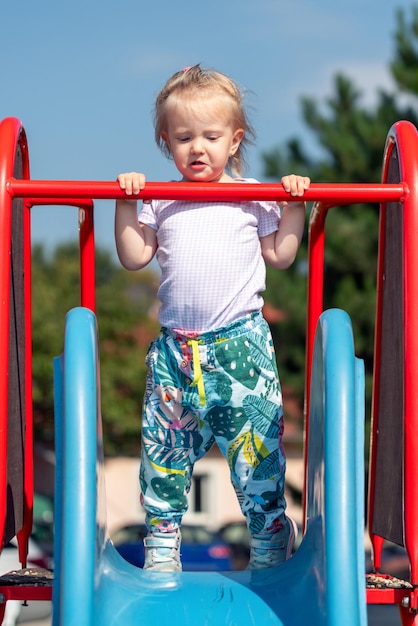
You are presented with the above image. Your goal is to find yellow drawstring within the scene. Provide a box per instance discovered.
[188,339,206,406]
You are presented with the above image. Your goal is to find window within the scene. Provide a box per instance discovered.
[189,474,207,514]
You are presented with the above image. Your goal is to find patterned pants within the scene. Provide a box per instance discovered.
[140,311,287,536]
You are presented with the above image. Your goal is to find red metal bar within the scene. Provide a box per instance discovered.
[304,202,332,420]
[17,188,33,569]
[367,134,393,574]
[301,201,332,529]
[399,605,418,626]
[0,584,52,602]
[7,178,408,204]
[79,203,95,312]
[0,118,34,569]
[0,118,23,545]
[397,122,418,612]
[27,197,94,207]
[0,583,53,625]
[367,587,412,605]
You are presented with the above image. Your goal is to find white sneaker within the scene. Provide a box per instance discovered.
[248,517,297,570]
[143,530,182,572]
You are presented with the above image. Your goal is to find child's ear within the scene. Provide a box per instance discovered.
[161,131,170,149]
[230,129,244,155]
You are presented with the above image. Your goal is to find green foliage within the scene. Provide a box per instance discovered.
[261,5,418,428]
[31,242,159,456]
[391,6,418,93]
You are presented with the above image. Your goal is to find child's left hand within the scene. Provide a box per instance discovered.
[281,174,310,197]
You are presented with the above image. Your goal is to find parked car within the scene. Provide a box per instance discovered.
[220,520,411,580]
[219,519,305,570]
[218,521,250,570]
[112,523,233,571]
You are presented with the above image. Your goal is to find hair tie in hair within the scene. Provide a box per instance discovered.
[182,66,192,73]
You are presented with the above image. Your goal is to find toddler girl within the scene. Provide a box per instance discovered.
[115,65,310,571]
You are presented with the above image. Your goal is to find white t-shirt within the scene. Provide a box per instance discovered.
[139,179,280,331]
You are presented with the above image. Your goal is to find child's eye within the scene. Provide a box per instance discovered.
[207,135,219,141]
[177,136,190,142]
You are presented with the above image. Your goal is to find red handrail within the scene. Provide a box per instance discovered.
[7,178,408,204]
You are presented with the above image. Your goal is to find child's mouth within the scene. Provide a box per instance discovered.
[190,161,206,170]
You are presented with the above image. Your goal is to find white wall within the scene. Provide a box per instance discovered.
[104,454,304,535]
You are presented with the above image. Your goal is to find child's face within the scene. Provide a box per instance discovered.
[161,93,244,182]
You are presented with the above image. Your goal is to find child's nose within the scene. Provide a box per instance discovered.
[190,138,204,154]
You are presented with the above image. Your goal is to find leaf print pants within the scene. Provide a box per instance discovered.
[140,311,288,536]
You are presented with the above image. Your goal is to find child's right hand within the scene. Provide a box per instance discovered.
[117,172,146,195]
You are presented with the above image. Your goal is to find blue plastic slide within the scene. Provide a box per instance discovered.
[52,307,366,626]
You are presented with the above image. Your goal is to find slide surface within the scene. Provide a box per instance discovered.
[52,307,366,626]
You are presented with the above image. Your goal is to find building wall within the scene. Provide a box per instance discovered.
[104,454,244,534]
[34,443,304,536]
[104,452,304,535]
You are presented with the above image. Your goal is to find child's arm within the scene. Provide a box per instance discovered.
[260,174,310,270]
[115,172,157,270]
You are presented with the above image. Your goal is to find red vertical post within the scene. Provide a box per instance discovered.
[305,203,329,415]
[0,117,24,544]
[367,135,392,573]
[397,122,418,609]
[17,180,33,568]
[302,202,329,528]
[79,202,96,312]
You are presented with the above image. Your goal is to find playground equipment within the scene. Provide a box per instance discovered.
[0,115,417,624]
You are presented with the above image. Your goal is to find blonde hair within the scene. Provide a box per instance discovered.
[154,65,255,177]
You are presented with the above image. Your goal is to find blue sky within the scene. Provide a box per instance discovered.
[1,0,415,260]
